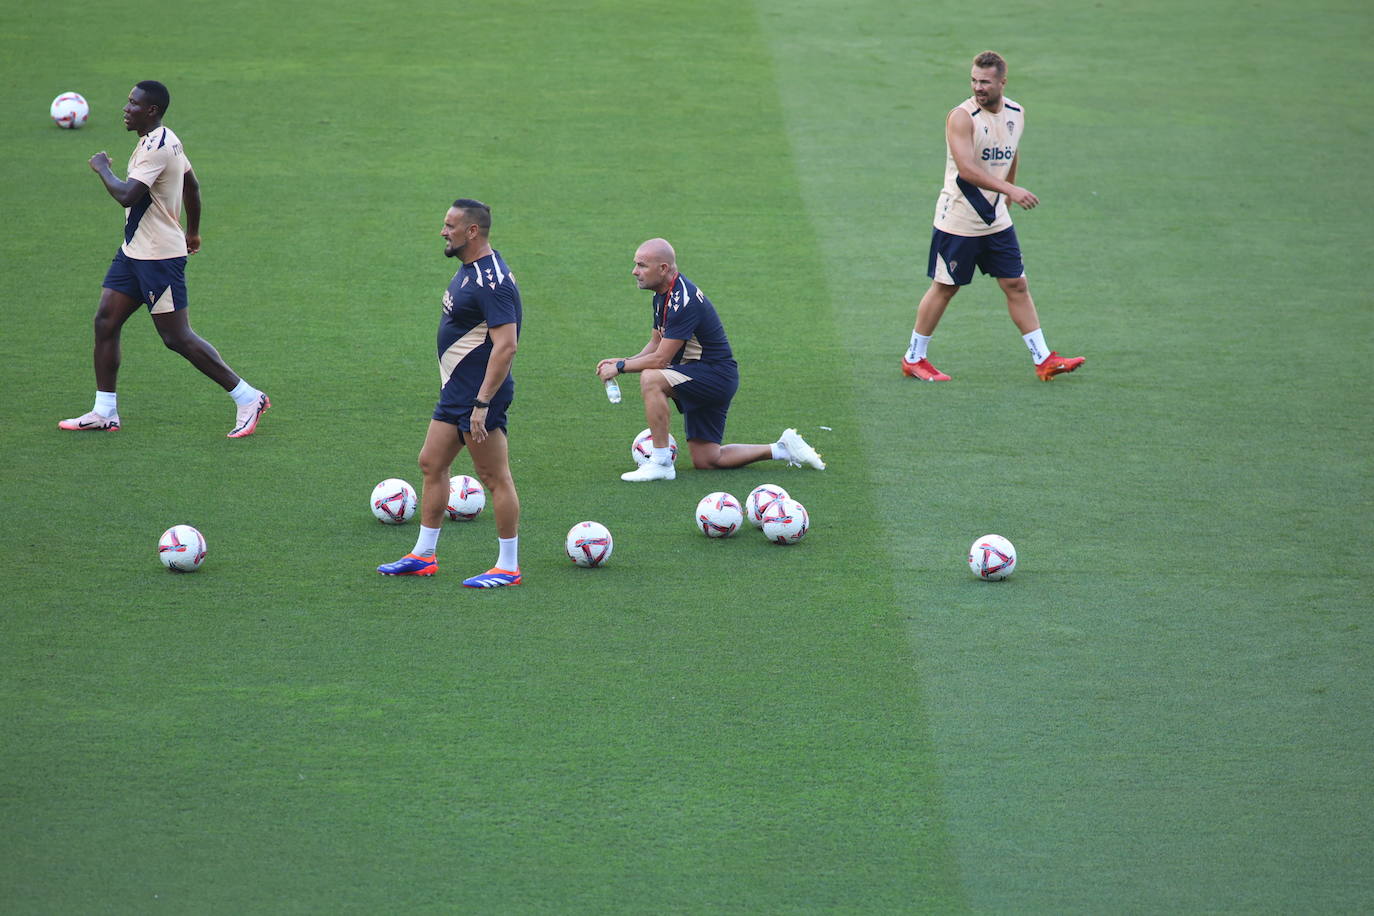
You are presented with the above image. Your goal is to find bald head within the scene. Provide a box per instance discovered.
[637,238,676,268]
[632,238,679,293]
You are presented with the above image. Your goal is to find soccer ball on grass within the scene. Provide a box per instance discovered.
[566,521,613,567]
[446,474,485,521]
[371,478,417,524]
[158,524,206,571]
[968,534,1017,580]
[761,498,809,545]
[745,484,789,529]
[695,492,743,538]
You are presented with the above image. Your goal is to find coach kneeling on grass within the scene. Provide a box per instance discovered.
[596,237,826,482]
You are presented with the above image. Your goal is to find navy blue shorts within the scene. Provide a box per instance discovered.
[102,249,188,313]
[433,377,511,433]
[927,226,1024,286]
[432,400,510,434]
[665,360,739,444]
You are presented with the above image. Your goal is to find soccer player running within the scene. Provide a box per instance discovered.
[597,238,825,482]
[59,80,270,437]
[900,51,1084,383]
[378,199,522,588]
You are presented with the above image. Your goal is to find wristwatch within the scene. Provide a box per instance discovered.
[473,398,491,408]
[615,360,626,374]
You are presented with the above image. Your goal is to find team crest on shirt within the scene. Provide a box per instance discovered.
[1007,121,1015,134]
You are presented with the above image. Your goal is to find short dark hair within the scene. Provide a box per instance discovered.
[136,80,171,115]
[973,51,1006,78]
[452,198,491,233]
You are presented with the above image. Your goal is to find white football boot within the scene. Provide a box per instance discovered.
[620,459,676,482]
[778,428,825,470]
[58,410,120,431]
[228,393,271,438]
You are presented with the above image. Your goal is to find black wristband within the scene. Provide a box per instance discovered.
[473,398,491,409]
[615,360,626,374]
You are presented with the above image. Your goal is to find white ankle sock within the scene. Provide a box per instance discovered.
[413,525,441,557]
[1023,329,1049,364]
[94,391,117,416]
[497,536,519,572]
[771,442,786,460]
[651,446,672,465]
[907,332,931,362]
[228,378,262,406]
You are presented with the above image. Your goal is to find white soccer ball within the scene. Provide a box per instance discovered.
[969,534,1017,580]
[158,524,206,572]
[745,483,790,529]
[761,498,809,545]
[50,92,89,129]
[446,474,485,521]
[371,478,417,524]
[631,428,679,467]
[695,491,743,538]
[566,520,613,567]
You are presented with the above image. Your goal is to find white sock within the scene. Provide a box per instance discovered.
[906,331,931,362]
[228,378,262,407]
[412,525,441,557]
[94,391,117,416]
[1023,328,1050,364]
[497,536,519,572]
[771,442,787,460]
[652,446,673,465]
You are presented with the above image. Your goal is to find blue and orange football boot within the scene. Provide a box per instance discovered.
[378,553,437,576]
[462,568,521,588]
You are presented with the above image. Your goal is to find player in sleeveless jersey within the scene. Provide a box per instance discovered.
[378,200,523,587]
[596,238,824,481]
[59,80,270,436]
[900,51,1084,383]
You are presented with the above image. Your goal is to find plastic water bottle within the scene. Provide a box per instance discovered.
[604,378,622,404]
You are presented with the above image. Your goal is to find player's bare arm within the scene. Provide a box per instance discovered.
[469,322,518,444]
[88,151,150,208]
[597,331,666,380]
[946,108,1038,209]
[183,167,202,255]
[638,335,684,371]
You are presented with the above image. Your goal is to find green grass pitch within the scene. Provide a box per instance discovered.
[2,0,1371,911]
